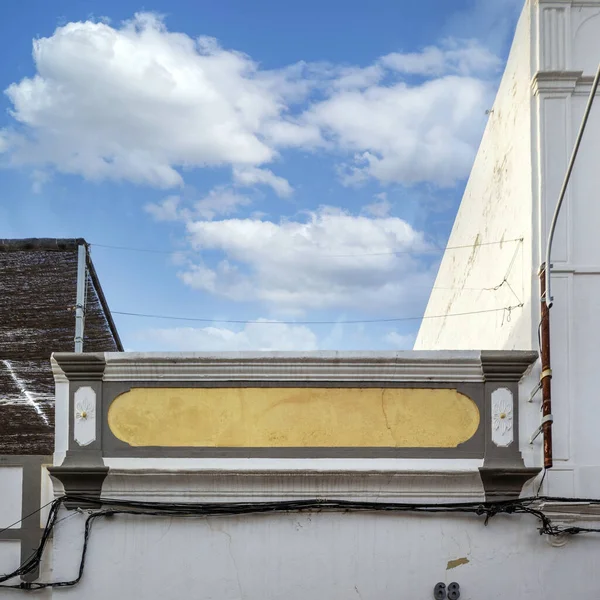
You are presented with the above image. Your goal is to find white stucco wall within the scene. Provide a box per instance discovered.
[0,469,23,530]
[415,3,534,352]
[416,0,600,500]
[0,462,53,597]
[48,504,600,599]
[2,459,597,599]
[0,467,24,596]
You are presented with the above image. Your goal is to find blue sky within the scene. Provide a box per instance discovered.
[0,0,522,351]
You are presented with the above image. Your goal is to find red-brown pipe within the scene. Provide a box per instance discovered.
[539,264,553,469]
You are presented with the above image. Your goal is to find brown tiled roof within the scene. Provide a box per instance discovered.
[0,238,122,454]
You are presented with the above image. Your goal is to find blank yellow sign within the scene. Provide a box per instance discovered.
[108,387,480,448]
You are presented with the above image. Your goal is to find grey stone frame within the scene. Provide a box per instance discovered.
[101,379,486,459]
[50,351,540,503]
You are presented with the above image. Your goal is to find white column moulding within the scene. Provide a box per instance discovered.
[542,7,567,71]
[73,386,96,447]
[51,357,69,465]
[491,387,514,448]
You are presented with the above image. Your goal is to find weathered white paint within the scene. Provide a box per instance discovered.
[0,541,22,588]
[416,0,600,502]
[0,469,22,530]
[49,509,600,599]
[416,4,533,352]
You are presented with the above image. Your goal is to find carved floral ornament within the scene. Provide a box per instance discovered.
[74,386,96,447]
[75,397,95,422]
[491,387,514,447]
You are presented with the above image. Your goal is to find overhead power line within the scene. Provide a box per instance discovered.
[112,304,524,326]
[90,237,523,259]
[0,499,56,537]
[2,493,599,589]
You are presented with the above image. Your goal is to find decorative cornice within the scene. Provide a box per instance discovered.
[480,351,538,382]
[531,71,584,95]
[52,352,106,381]
[48,465,109,508]
[572,75,600,94]
[49,351,539,384]
[50,356,68,383]
[479,467,541,501]
[101,351,487,383]
[100,469,486,502]
[538,501,600,522]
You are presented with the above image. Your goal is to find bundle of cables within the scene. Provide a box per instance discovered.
[2,494,600,591]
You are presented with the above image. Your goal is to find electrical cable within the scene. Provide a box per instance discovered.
[111,304,524,325]
[536,468,548,497]
[544,63,600,308]
[2,494,600,590]
[89,237,524,259]
[0,500,56,537]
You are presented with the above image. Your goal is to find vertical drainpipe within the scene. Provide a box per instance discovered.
[539,63,600,471]
[539,265,553,469]
[74,243,87,353]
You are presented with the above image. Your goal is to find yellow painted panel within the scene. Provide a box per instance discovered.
[108,387,479,448]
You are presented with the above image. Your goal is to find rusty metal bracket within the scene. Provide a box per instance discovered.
[528,380,542,403]
[530,414,554,445]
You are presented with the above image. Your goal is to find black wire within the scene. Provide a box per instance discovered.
[111,304,524,325]
[89,238,524,259]
[0,500,56,537]
[2,494,600,590]
[536,468,548,497]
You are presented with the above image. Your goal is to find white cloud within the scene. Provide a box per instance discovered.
[31,169,52,194]
[1,16,501,190]
[180,206,436,314]
[233,166,293,198]
[135,320,318,351]
[299,38,499,187]
[3,14,288,187]
[146,187,250,221]
[380,38,501,76]
[0,131,9,153]
[145,195,181,221]
[332,65,384,90]
[193,187,251,220]
[305,74,492,187]
[363,193,392,217]
[385,331,416,349]
[444,0,523,57]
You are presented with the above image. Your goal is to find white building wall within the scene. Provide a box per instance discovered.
[48,508,600,600]
[415,4,534,352]
[0,468,23,595]
[416,0,600,499]
[0,460,53,597]
[6,3,600,597]
[0,469,23,530]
